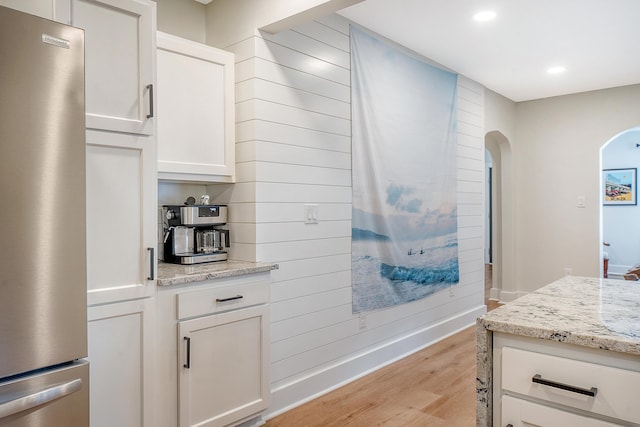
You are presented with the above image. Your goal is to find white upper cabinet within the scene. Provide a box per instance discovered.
[85,130,157,305]
[68,0,155,135]
[0,0,68,21]
[156,32,235,183]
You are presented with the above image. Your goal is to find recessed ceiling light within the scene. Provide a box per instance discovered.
[473,11,496,22]
[547,66,566,75]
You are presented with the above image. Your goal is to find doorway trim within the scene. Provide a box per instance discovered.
[485,130,517,302]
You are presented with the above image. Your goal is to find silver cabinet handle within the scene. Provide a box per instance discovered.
[0,378,82,419]
[146,84,154,118]
[532,374,598,397]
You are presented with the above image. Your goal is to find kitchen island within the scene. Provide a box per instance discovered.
[477,276,640,427]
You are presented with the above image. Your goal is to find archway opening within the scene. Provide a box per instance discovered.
[485,130,515,302]
[600,127,640,279]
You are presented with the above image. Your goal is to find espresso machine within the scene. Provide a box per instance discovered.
[163,204,230,264]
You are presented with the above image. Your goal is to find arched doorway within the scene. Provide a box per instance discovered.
[485,131,517,302]
[600,127,640,279]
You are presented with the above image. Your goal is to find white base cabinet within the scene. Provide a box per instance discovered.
[179,304,269,427]
[493,333,640,427]
[501,395,622,427]
[88,298,155,427]
[156,273,271,427]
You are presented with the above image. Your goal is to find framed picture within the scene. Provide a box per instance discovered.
[603,168,637,205]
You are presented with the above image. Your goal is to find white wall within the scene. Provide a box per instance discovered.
[205,0,363,48]
[154,0,206,43]
[602,128,640,273]
[514,84,640,292]
[484,91,517,300]
[222,14,486,417]
[485,89,516,143]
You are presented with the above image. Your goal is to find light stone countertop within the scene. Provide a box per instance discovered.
[157,260,278,287]
[476,276,640,426]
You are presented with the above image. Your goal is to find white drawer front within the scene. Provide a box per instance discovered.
[502,347,640,424]
[502,395,622,427]
[177,280,269,319]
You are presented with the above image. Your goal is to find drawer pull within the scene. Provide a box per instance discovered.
[532,374,598,397]
[216,295,243,303]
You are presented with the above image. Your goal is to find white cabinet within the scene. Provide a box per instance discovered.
[86,130,157,305]
[179,304,269,427]
[156,274,270,427]
[68,0,156,135]
[88,298,155,427]
[77,1,157,425]
[156,32,235,183]
[0,0,69,21]
[493,333,640,426]
[501,395,622,427]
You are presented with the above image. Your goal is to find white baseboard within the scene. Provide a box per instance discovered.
[265,305,486,420]
[608,263,633,275]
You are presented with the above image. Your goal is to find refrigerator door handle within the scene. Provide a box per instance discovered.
[0,378,82,419]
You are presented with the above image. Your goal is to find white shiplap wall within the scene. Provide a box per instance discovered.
[226,14,485,418]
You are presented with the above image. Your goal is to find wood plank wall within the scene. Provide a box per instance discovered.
[226,14,486,418]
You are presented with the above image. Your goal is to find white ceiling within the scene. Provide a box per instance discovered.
[338,0,640,102]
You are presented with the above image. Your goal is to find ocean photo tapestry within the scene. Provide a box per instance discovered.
[350,26,459,313]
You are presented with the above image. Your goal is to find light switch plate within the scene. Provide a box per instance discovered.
[304,204,318,224]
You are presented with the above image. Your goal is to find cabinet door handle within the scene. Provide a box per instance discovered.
[147,247,155,280]
[216,295,243,303]
[532,374,597,397]
[146,84,154,118]
[183,337,191,369]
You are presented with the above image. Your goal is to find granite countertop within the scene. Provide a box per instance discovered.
[476,276,640,427]
[157,260,278,287]
[478,275,640,354]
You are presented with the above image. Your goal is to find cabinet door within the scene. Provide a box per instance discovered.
[69,0,155,135]
[0,0,68,20]
[178,305,269,427]
[86,130,156,305]
[501,395,623,427]
[88,298,155,427]
[156,32,235,182]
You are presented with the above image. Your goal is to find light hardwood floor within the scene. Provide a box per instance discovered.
[264,265,499,427]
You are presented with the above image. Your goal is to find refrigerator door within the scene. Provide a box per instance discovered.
[0,361,89,426]
[0,6,87,379]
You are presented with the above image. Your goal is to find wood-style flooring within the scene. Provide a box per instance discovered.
[264,265,500,427]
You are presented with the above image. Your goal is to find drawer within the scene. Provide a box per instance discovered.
[502,347,640,424]
[502,395,622,427]
[177,280,269,319]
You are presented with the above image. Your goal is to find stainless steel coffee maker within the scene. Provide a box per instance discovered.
[162,205,229,264]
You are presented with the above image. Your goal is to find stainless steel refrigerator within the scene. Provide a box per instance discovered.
[0,5,89,426]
